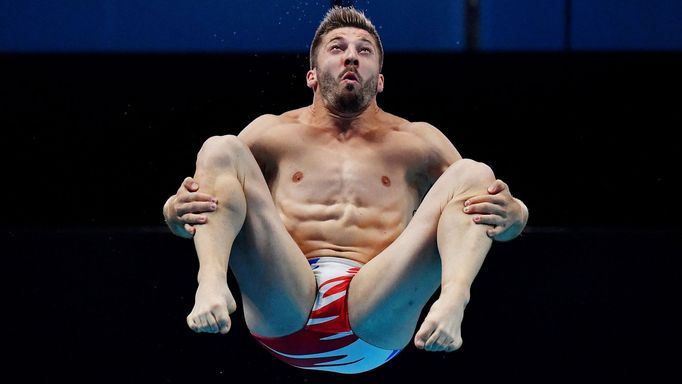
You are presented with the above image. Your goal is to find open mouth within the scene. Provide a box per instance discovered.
[341,72,359,82]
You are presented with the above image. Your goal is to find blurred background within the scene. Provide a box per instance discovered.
[3,1,680,382]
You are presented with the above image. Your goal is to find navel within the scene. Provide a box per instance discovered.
[292,171,304,183]
[381,175,391,187]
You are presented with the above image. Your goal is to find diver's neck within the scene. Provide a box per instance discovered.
[306,98,381,133]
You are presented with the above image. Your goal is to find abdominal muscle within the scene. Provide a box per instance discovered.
[281,201,408,264]
[272,169,417,264]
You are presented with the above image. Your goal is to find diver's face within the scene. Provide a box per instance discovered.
[311,27,384,113]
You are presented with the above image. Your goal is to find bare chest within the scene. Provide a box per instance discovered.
[272,144,411,208]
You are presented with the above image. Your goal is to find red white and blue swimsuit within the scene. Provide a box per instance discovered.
[250,257,401,374]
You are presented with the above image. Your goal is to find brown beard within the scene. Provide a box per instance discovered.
[319,69,378,113]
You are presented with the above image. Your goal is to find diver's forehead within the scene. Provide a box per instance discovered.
[324,27,374,43]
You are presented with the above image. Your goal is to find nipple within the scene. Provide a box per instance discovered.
[292,171,304,183]
[381,176,391,187]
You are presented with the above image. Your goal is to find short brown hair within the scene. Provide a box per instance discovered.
[309,7,384,70]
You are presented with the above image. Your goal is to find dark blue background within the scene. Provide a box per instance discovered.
[2,0,681,52]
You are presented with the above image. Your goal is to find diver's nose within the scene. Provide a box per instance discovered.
[343,48,359,67]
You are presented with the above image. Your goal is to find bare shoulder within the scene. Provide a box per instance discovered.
[280,107,308,121]
[236,113,282,146]
[237,108,305,146]
[400,121,449,144]
[378,112,441,139]
[396,119,462,174]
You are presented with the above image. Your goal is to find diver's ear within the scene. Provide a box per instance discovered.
[306,69,318,90]
[377,73,384,93]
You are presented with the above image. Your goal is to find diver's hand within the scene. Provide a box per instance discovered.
[463,179,528,242]
[163,177,218,238]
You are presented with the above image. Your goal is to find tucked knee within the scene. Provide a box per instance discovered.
[196,135,249,171]
[446,159,496,188]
